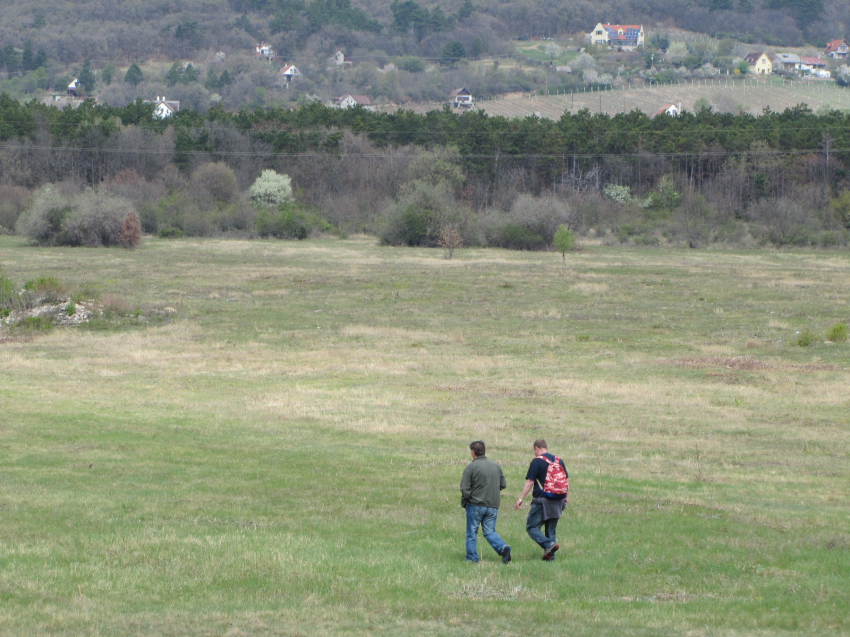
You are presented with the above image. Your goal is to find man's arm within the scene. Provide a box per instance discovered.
[514,479,534,509]
[499,467,506,491]
[460,465,473,507]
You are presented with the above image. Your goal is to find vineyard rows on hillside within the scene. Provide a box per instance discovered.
[474,78,850,119]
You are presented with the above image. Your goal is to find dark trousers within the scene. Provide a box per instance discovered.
[526,499,558,554]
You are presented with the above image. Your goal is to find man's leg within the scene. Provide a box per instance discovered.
[479,507,508,558]
[465,505,483,562]
[543,517,559,561]
[525,500,551,549]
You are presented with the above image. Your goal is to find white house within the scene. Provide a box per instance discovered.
[144,96,180,118]
[825,39,849,59]
[654,102,681,117]
[450,87,474,108]
[255,42,275,59]
[67,78,80,96]
[334,94,374,110]
[279,65,302,83]
[330,50,352,66]
[588,23,645,49]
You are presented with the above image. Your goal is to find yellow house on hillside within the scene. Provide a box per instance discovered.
[744,52,772,75]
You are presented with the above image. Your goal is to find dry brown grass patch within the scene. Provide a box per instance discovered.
[668,356,841,373]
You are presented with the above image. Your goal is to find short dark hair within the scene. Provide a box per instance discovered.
[470,440,485,457]
[533,439,548,450]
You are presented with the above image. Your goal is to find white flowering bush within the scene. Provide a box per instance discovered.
[249,170,294,208]
[603,184,635,205]
[571,52,596,71]
[695,64,720,78]
[582,69,599,84]
[545,42,562,59]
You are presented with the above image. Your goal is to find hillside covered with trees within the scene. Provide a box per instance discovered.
[1,0,849,112]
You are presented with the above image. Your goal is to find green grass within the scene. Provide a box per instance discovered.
[1,235,848,636]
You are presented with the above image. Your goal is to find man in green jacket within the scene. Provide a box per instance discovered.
[460,440,511,564]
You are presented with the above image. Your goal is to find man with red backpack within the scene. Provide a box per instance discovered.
[514,439,569,561]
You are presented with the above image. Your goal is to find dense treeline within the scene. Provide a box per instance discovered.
[1,94,848,248]
[0,0,847,70]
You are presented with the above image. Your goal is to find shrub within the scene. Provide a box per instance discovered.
[438,225,463,259]
[395,56,426,72]
[20,316,54,330]
[0,185,30,232]
[158,227,185,239]
[15,186,72,245]
[17,186,134,247]
[24,276,65,302]
[379,180,471,247]
[119,211,142,249]
[827,323,847,343]
[255,203,332,239]
[0,269,16,310]
[816,230,847,248]
[62,190,133,247]
[796,329,817,347]
[249,170,294,208]
[191,162,240,205]
[553,225,575,260]
[486,223,547,250]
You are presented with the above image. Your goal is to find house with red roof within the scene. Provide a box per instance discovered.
[334,94,374,111]
[279,65,302,83]
[654,103,681,117]
[825,39,849,59]
[800,56,826,72]
[588,23,644,50]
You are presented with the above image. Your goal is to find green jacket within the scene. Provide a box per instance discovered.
[460,455,506,509]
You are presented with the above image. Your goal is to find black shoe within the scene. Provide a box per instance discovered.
[502,545,511,564]
[542,543,559,561]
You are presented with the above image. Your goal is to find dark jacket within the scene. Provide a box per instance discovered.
[460,455,506,509]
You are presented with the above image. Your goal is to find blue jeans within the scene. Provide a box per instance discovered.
[465,504,507,562]
[526,500,558,556]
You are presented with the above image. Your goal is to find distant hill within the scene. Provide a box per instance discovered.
[0,0,847,68]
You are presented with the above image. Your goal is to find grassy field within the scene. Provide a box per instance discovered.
[1,235,848,636]
[476,78,850,119]
[385,77,850,119]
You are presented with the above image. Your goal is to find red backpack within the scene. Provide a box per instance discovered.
[539,455,569,500]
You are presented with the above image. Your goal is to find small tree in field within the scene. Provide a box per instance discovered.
[119,211,142,249]
[438,224,462,259]
[249,170,293,208]
[553,224,575,261]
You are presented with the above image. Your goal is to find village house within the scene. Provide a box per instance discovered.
[255,42,275,59]
[587,23,645,49]
[143,97,180,118]
[334,94,374,110]
[450,88,474,109]
[67,78,81,97]
[825,39,849,59]
[772,53,801,72]
[744,52,772,75]
[330,50,352,66]
[654,103,681,117]
[279,65,302,83]
[800,56,826,73]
